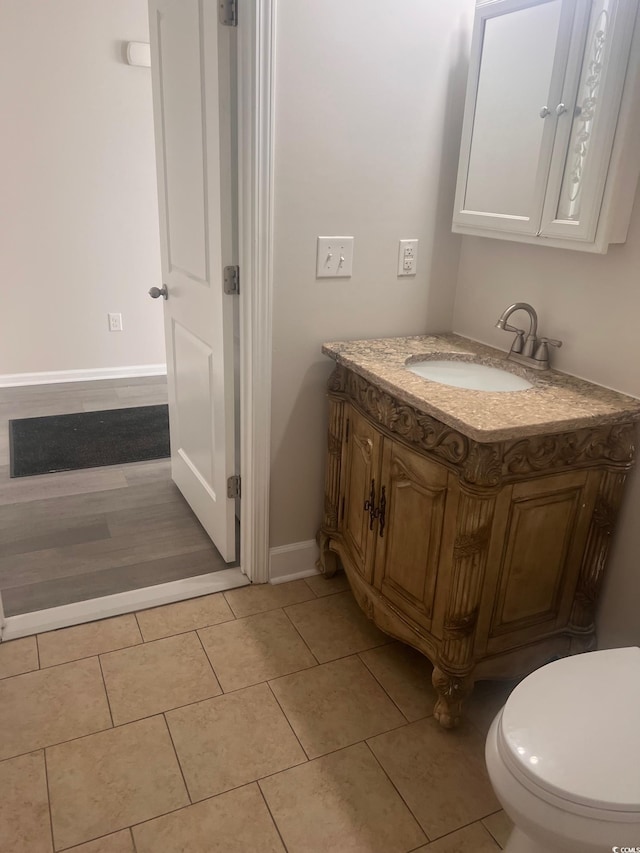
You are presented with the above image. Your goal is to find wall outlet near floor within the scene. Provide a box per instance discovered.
[316,236,354,278]
[398,239,418,276]
[108,313,123,332]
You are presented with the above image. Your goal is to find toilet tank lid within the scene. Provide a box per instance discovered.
[498,647,640,812]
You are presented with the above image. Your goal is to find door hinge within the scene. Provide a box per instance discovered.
[227,475,241,499]
[223,265,240,295]
[218,0,238,27]
[345,418,350,443]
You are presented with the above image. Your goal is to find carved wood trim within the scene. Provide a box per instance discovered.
[440,493,495,673]
[431,666,474,729]
[443,607,479,640]
[453,525,491,559]
[343,370,471,468]
[328,365,347,393]
[330,366,637,486]
[503,423,636,476]
[569,470,628,634]
[462,443,502,487]
[322,396,345,532]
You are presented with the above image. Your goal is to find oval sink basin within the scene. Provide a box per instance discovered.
[407,359,533,392]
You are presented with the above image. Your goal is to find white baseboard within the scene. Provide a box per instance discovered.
[269,540,320,584]
[0,364,167,389]
[1,568,249,641]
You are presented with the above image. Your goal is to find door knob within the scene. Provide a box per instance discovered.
[149,285,168,300]
[539,106,551,118]
[555,103,568,116]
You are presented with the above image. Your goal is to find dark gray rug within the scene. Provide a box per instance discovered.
[9,405,170,478]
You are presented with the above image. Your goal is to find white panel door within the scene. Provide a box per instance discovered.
[149,0,237,562]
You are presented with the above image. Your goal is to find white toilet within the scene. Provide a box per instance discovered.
[485,646,640,853]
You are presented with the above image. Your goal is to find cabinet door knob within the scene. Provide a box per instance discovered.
[555,103,568,116]
[539,106,551,118]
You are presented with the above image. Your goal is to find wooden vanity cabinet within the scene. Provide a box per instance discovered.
[317,366,636,727]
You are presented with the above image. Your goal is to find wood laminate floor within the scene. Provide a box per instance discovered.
[0,377,230,617]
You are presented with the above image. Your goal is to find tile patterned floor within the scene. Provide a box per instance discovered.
[0,575,515,852]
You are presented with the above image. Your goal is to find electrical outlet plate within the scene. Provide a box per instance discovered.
[316,236,354,278]
[108,313,123,332]
[398,239,419,276]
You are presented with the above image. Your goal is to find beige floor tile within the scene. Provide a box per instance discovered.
[482,811,514,849]
[38,615,142,667]
[166,682,306,801]
[66,829,135,853]
[260,742,426,853]
[467,680,517,735]
[224,580,315,618]
[269,656,405,758]
[305,572,350,597]
[0,657,111,760]
[100,633,221,725]
[414,822,501,852]
[0,636,39,679]
[0,751,52,853]
[285,591,389,662]
[198,609,317,691]
[136,593,235,641]
[368,717,499,839]
[134,784,285,853]
[359,642,436,722]
[47,715,188,850]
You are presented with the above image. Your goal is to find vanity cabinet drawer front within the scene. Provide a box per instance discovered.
[484,470,596,653]
[341,406,382,582]
[373,438,450,631]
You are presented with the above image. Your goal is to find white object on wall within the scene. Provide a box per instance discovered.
[397,239,419,276]
[126,41,151,67]
[0,364,166,389]
[452,0,640,253]
[269,540,320,584]
[316,237,355,278]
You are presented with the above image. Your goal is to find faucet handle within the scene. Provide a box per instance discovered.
[539,336,562,348]
[510,329,525,354]
[533,336,563,365]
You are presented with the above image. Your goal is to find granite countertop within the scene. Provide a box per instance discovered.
[322,334,640,442]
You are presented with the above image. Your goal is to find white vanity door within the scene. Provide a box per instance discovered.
[539,0,638,242]
[453,0,578,235]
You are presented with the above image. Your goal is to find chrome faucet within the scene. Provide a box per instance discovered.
[495,302,562,370]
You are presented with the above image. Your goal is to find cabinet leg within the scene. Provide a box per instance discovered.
[569,631,597,654]
[316,529,339,578]
[432,666,474,729]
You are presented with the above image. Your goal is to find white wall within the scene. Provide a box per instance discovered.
[270,0,473,548]
[453,186,640,647]
[0,1,165,378]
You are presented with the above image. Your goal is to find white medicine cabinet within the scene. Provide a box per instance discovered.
[452,0,640,252]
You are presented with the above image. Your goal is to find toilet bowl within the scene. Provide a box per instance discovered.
[485,647,640,853]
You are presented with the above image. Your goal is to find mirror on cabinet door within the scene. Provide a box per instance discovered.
[464,0,568,230]
[453,0,640,253]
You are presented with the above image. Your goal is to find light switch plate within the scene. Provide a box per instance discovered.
[398,239,418,276]
[316,236,354,278]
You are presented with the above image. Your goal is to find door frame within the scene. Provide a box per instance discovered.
[0,0,276,641]
[237,0,276,585]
